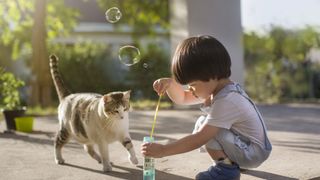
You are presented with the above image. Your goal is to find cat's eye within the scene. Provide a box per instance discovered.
[114,110,119,113]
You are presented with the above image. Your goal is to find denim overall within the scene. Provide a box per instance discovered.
[195,82,272,168]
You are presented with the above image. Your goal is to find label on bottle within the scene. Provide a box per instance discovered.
[144,156,155,170]
[143,137,155,180]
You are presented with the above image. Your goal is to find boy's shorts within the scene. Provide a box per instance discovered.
[193,116,270,169]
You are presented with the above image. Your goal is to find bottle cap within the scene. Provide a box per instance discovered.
[143,136,154,142]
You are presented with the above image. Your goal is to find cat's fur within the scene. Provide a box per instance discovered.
[49,54,138,172]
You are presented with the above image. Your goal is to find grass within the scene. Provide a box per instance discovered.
[131,99,173,110]
[26,106,57,116]
[21,99,173,116]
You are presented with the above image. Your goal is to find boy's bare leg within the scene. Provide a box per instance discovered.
[205,147,227,161]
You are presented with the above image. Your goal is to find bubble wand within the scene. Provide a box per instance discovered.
[150,94,162,138]
[143,94,162,180]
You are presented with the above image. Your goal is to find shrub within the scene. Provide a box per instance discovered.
[0,67,25,110]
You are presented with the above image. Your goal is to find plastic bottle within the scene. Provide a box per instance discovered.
[143,136,155,180]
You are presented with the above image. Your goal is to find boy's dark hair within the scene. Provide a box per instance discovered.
[171,35,231,85]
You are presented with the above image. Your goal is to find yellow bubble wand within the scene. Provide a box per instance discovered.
[150,94,162,138]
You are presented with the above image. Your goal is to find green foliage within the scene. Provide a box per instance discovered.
[0,67,25,110]
[126,44,171,100]
[97,0,170,42]
[26,106,57,116]
[244,26,320,103]
[95,0,171,100]
[0,0,78,63]
[50,42,171,102]
[131,99,172,110]
[50,42,124,100]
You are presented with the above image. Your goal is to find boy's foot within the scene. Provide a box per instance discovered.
[195,162,240,180]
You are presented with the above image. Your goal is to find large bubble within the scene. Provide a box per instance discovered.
[118,45,141,66]
[105,7,122,23]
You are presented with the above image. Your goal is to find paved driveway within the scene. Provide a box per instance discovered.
[0,104,319,180]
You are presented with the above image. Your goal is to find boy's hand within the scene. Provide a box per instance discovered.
[153,78,173,95]
[141,142,165,158]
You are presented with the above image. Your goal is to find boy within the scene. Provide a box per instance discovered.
[141,35,272,180]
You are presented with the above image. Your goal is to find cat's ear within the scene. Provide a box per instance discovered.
[123,90,131,99]
[103,94,113,103]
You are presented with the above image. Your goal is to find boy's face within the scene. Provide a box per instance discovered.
[187,79,218,99]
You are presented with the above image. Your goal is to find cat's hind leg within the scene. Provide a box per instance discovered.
[84,144,102,163]
[54,127,70,164]
[121,137,138,165]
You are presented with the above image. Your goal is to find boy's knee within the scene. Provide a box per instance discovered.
[205,138,223,151]
[215,128,237,144]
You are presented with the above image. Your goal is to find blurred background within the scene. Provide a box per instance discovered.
[0,0,320,115]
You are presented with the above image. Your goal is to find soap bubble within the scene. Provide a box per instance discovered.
[105,7,122,23]
[118,45,141,66]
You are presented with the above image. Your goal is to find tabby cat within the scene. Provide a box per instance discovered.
[49,54,138,172]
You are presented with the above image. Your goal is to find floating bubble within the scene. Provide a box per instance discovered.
[118,45,141,66]
[105,7,122,23]
[143,63,148,69]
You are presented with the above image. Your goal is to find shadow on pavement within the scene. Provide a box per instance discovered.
[272,139,320,154]
[63,163,107,175]
[63,163,193,180]
[242,169,299,180]
[259,104,320,134]
[309,177,320,180]
[0,131,81,149]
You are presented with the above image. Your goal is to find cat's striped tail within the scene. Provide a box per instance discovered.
[49,54,71,101]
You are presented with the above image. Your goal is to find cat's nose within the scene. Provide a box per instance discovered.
[120,116,124,119]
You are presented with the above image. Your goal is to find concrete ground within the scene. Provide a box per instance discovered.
[0,104,320,180]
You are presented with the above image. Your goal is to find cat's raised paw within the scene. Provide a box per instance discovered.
[55,158,65,165]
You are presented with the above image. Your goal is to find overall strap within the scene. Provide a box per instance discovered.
[214,83,272,150]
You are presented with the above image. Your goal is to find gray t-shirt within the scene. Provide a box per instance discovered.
[204,92,265,146]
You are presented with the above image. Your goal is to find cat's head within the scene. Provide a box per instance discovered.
[102,90,131,119]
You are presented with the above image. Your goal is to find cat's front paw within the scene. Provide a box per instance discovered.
[129,155,138,165]
[103,162,113,172]
[55,158,65,165]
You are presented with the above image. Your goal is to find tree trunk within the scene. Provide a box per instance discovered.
[30,0,52,107]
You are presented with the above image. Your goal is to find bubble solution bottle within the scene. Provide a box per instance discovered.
[143,136,155,180]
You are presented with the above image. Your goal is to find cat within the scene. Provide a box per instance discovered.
[49,54,138,172]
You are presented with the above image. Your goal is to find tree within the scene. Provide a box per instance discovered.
[30,0,50,106]
[0,0,78,107]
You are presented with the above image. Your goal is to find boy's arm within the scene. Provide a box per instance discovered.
[141,124,219,158]
[166,78,203,105]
